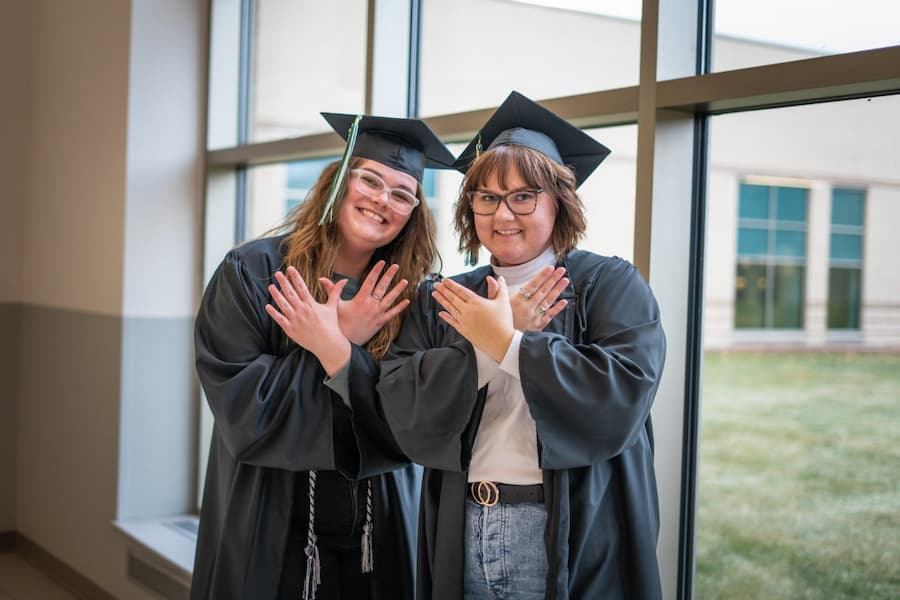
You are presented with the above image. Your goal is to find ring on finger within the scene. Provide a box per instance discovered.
[518,288,534,300]
[372,293,384,301]
[536,304,549,315]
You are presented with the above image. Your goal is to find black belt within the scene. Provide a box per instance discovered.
[469,482,544,506]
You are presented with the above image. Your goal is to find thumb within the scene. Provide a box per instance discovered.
[496,275,509,301]
[486,276,499,300]
[326,278,349,306]
[319,277,335,294]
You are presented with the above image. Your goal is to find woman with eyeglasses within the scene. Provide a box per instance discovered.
[379,92,667,600]
[191,113,454,600]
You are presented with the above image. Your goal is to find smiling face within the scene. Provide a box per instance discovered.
[473,165,558,267]
[335,158,417,261]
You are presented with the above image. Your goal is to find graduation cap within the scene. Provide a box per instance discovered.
[453,91,611,189]
[318,113,455,223]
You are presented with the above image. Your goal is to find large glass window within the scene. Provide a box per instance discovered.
[734,183,808,329]
[828,188,865,330]
[712,0,900,72]
[419,0,641,116]
[700,97,900,599]
[250,0,367,142]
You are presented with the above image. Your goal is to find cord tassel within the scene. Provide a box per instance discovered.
[302,470,321,600]
[319,115,362,225]
[361,479,374,573]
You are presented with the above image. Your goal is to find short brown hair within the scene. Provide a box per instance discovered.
[454,144,586,265]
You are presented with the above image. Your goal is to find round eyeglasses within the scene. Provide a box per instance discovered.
[350,169,420,215]
[467,188,543,216]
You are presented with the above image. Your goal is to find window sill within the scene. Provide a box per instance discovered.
[113,515,196,596]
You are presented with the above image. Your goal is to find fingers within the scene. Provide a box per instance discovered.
[381,298,411,321]
[268,280,294,317]
[284,266,314,304]
[432,289,460,319]
[437,278,476,305]
[326,278,349,306]
[486,276,499,300]
[371,263,399,301]
[379,278,409,307]
[495,275,509,301]
[359,260,386,296]
[319,277,335,294]
[538,298,567,322]
[264,303,289,329]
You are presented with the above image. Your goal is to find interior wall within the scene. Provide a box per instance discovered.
[0,0,34,535]
[13,0,206,598]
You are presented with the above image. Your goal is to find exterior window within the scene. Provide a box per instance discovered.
[735,183,808,329]
[827,188,865,329]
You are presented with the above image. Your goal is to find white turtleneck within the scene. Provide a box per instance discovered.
[468,246,557,485]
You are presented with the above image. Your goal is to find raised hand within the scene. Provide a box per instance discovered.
[511,266,569,331]
[265,266,350,376]
[432,276,515,363]
[319,260,411,346]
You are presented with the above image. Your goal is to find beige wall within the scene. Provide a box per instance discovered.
[20,0,130,316]
[0,0,34,535]
[9,1,205,598]
[0,1,31,306]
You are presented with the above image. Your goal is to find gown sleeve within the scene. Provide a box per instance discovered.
[196,249,407,477]
[377,280,481,472]
[519,258,666,470]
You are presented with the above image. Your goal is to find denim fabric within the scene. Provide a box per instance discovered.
[464,498,548,600]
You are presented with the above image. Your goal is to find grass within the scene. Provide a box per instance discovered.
[695,352,900,600]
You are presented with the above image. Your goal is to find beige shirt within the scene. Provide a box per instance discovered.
[468,247,556,484]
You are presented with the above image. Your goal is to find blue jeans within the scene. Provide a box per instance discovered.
[464,498,548,600]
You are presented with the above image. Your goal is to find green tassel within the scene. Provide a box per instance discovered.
[475,130,483,159]
[319,114,363,225]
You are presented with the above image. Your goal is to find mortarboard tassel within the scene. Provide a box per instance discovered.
[475,130,483,160]
[361,479,374,573]
[302,470,321,600]
[319,114,363,225]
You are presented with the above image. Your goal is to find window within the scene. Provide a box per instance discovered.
[735,183,808,329]
[700,98,900,600]
[203,1,900,597]
[712,0,900,73]
[827,188,865,330]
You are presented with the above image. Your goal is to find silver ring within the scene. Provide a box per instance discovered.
[518,288,534,300]
[536,304,548,315]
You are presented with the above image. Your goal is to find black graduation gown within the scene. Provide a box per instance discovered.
[378,250,666,600]
[191,235,420,600]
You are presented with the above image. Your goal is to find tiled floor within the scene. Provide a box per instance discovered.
[0,553,78,600]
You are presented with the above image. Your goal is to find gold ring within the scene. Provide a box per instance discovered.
[372,293,384,301]
[536,304,548,315]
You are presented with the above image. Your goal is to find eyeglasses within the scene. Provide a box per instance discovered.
[467,188,543,216]
[350,169,420,215]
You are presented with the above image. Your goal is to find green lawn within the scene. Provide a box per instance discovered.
[695,352,900,600]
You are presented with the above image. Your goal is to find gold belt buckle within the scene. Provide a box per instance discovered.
[471,481,499,507]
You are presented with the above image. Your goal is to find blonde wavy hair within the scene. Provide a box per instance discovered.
[273,157,439,358]
[454,144,586,265]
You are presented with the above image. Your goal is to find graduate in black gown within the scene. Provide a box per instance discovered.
[191,113,454,600]
[378,91,667,600]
